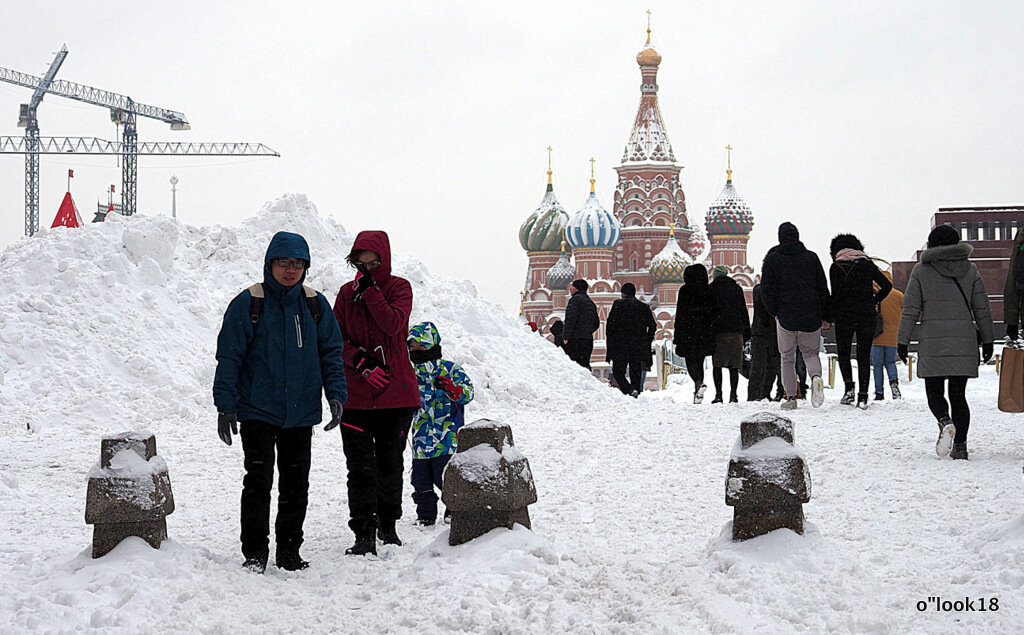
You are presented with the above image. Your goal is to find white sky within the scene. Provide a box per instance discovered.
[2,1,1022,312]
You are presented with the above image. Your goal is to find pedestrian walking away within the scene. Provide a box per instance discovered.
[898,224,993,460]
[760,222,831,410]
[708,265,751,403]
[407,321,474,525]
[1003,226,1024,342]
[829,234,892,409]
[213,231,348,573]
[674,263,716,404]
[871,270,904,400]
[563,279,600,369]
[331,230,421,555]
[605,282,657,397]
[747,282,781,401]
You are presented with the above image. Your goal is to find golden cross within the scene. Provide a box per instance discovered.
[725,144,733,170]
[646,10,652,42]
[589,157,596,179]
[546,146,553,171]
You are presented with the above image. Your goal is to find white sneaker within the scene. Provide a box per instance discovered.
[694,383,707,405]
[811,376,825,408]
[936,418,955,457]
[781,398,798,411]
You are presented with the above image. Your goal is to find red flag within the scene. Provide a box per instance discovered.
[68,169,73,178]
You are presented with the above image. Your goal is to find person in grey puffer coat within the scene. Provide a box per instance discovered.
[897,224,994,460]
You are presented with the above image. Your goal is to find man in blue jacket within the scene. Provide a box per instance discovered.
[214,231,347,573]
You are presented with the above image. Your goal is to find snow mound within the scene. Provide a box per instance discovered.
[0,193,614,437]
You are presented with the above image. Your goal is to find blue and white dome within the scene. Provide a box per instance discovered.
[566,191,621,250]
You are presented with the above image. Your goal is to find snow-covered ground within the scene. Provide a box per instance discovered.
[1,195,1023,633]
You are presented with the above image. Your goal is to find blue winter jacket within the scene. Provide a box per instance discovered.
[213,232,347,428]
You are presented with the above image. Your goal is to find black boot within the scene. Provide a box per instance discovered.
[275,548,309,571]
[950,442,969,460]
[856,393,869,410]
[840,382,855,406]
[345,533,377,556]
[711,394,724,404]
[377,519,402,546]
[242,552,268,574]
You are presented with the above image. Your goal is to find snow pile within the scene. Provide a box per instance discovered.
[0,193,613,438]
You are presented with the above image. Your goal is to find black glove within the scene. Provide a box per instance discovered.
[353,268,375,296]
[1008,324,1019,341]
[982,341,993,363]
[897,344,909,365]
[324,399,344,431]
[218,413,238,446]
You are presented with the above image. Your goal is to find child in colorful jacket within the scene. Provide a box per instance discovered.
[407,321,474,525]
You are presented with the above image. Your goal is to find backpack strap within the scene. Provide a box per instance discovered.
[248,283,322,326]
[302,285,322,324]
[248,283,265,325]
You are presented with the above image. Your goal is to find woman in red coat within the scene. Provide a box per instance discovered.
[329,230,420,555]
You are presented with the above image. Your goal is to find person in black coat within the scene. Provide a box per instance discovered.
[606,282,657,396]
[747,282,781,401]
[829,233,892,409]
[562,279,600,369]
[708,266,751,403]
[760,222,831,409]
[674,263,716,403]
[549,319,567,354]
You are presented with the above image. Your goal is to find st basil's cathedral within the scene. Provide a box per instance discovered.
[519,25,757,379]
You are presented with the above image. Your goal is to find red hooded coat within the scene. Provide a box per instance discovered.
[333,231,420,410]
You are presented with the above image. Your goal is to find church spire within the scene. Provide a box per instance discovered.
[624,16,674,163]
[546,145,553,187]
[726,144,733,182]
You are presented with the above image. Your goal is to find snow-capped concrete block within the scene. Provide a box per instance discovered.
[100,430,157,469]
[725,427,810,541]
[85,433,174,558]
[739,412,794,449]
[441,419,536,546]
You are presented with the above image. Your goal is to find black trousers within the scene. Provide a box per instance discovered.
[925,376,971,443]
[239,420,312,559]
[611,355,645,394]
[567,338,594,369]
[411,454,452,521]
[339,407,416,536]
[836,316,875,394]
[747,334,780,400]
[684,353,706,388]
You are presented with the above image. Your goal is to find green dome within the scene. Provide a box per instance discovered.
[519,184,569,252]
[649,235,691,284]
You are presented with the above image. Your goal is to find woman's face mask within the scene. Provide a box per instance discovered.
[409,346,442,364]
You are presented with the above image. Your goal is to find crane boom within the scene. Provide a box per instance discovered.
[0,136,278,156]
[27,45,68,113]
[0,63,189,129]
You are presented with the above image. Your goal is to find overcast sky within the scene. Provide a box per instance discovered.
[2,1,1022,312]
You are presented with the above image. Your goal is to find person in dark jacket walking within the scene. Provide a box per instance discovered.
[1002,226,1024,340]
[708,265,751,403]
[605,282,657,396]
[549,319,567,353]
[829,234,892,409]
[760,222,831,410]
[562,279,600,369]
[747,282,781,401]
[898,224,994,460]
[674,263,716,404]
[214,231,348,573]
[330,231,421,555]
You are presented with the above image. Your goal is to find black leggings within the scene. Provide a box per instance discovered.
[713,367,739,398]
[924,376,970,443]
[685,353,706,387]
[836,317,875,394]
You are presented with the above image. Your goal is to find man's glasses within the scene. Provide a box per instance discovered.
[274,258,307,270]
[356,259,381,269]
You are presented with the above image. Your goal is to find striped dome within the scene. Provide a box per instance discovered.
[545,248,575,290]
[519,184,569,252]
[566,192,621,250]
[705,177,754,236]
[649,235,692,284]
[686,225,708,260]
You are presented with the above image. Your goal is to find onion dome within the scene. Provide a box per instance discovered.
[519,158,569,252]
[545,240,575,290]
[686,225,708,260]
[705,166,754,236]
[649,228,692,284]
[566,165,621,250]
[636,24,661,66]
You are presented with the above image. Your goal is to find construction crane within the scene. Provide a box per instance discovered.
[0,45,278,235]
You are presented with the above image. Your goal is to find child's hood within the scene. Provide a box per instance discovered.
[408,321,441,348]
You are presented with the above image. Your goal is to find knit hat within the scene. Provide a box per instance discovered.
[571,279,589,292]
[778,222,800,242]
[712,265,729,279]
[621,282,636,296]
[927,224,960,248]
